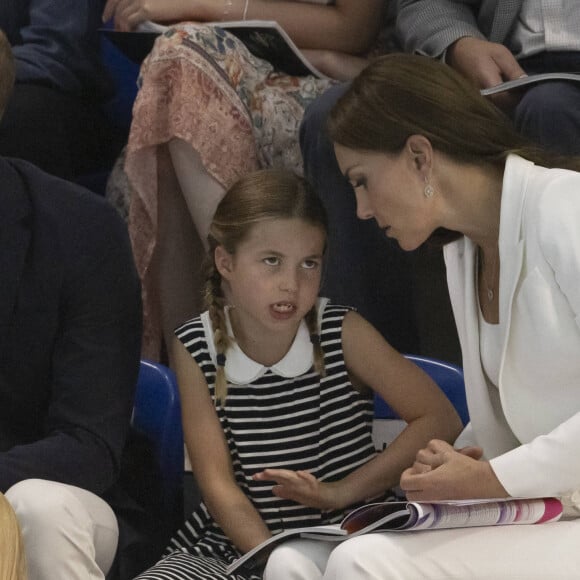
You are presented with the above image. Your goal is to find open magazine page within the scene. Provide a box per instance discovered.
[342,497,564,534]
[226,497,563,574]
[480,72,580,96]
[215,20,326,78]
[340,502,413,534]
[409,497,563,530]
[225,524,346,575]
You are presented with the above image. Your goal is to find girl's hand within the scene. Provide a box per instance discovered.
[253,469,338,510]
[400,440,508,501]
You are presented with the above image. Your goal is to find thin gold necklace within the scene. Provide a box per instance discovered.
[479,247,498,302]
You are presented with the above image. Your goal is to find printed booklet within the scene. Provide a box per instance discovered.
[100,19,326,78]
[480,72,580,96]
[226,496,563,574]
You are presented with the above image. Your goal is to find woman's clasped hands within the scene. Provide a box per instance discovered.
[400,439,508,501]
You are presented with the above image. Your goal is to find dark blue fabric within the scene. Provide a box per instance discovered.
[514,51,580,155]
[0,0,124,181]
[300,85,420,354]
[0,156,141,493]
[0,0,109,99]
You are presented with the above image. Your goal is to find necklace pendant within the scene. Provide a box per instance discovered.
[487,288,494,302]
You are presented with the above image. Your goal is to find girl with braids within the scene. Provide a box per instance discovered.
[135,169,461,579]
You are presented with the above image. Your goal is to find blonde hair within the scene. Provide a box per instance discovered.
[328,53,580,245]
[205,169,328,405]
[0,29,14,118]
[0,493,27,580]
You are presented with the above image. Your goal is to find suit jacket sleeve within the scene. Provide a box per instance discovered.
[0,188,142,495]
[12,0,105,96]
[396,0,486,57]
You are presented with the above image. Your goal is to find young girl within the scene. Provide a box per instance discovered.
[135,169,462,579]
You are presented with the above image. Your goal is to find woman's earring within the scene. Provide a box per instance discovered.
[424,178,435,198]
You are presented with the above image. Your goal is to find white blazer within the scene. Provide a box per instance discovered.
[444,154,580,498]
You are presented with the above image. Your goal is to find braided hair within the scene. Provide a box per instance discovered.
[204,169,328,405]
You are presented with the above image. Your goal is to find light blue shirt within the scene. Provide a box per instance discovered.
[509,0,580,58]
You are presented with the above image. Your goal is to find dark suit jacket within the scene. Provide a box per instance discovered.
[0,156,142,495]
[0,158,165,579]
[396,0,523,57]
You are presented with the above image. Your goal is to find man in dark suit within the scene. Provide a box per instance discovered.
[0,32,143,579]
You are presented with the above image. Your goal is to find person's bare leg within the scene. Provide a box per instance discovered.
[155,145,205,367]
[168,138,226,248]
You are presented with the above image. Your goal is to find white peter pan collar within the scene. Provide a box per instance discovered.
[200,301,327,384]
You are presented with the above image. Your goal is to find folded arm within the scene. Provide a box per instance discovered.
[104,0,382,54]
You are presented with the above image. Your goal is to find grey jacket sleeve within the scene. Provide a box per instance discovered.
[396,0,486,57]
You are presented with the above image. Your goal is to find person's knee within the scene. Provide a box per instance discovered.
[324,536,400,579]
[264,539,332,580]
[514,82,580,152]
[6,479,118,577]
[5,479,73,530]
[264,545,297,579]
[324,541,365,579]
[516,83,572,117]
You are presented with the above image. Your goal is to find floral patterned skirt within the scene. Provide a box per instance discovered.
[109,24,335,358]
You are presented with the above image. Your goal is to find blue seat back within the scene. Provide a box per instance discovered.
[131,360,184,519]
[374,355,469,426]
[99,21,141,134]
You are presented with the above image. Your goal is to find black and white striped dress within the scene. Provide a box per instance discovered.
[136,300,379,579]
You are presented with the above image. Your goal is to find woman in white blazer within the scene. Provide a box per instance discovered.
[264,53,580,578]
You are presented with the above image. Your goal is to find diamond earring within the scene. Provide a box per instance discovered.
[424,178,434,198]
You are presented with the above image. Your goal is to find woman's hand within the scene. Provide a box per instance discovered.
[102,0,204,32]
[400,440,508,501]
[253,469,339,510]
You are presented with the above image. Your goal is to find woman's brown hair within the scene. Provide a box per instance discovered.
[204,169,328,405]
[328,53,580,244]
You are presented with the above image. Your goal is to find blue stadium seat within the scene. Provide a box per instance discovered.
[132,360,184,525]
[374,354,469,426]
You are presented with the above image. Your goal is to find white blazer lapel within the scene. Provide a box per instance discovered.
[444,156,533,458]
[457,238,519,456]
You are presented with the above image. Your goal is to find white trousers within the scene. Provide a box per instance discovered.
[6,479,118,580]
[263,519,580,579]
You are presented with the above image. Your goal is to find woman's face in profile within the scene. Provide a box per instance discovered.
[333,143,437,252]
